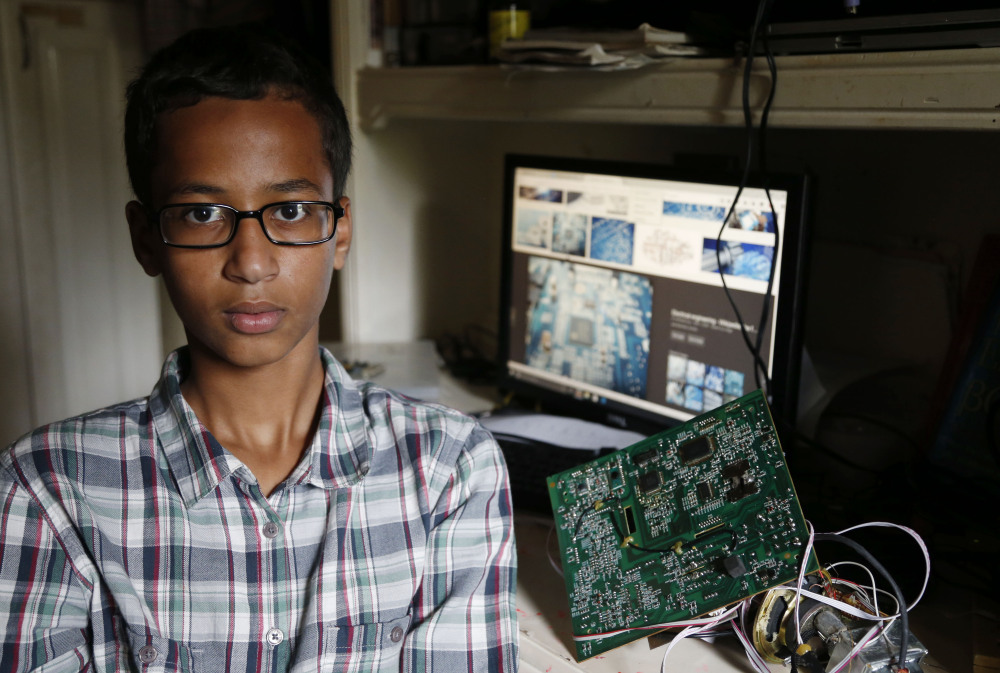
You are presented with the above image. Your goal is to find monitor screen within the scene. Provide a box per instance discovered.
[498,155,810,433]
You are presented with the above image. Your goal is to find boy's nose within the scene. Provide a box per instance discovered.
[223,215,279,284]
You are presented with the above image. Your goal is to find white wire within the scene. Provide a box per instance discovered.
[793,520,817,645]
[574,608,737,643]
[827,559,880,617]
[739,598,755,640]
[545,523,563,577]
[826,576,901,618]
[826,561,876,597]
[731,615,773,673]
[835,521,930,609]
[798,583,898,622]
[657,605,740,673]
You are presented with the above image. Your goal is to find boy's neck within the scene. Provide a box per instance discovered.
[179,337,326,495]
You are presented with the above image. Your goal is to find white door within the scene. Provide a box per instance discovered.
[0,0,161,446]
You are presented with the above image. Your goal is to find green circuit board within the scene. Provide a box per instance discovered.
[547,390,818,661]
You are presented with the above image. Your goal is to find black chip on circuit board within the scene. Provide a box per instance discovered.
[638,471,661,493]
[696,481,714,501]
[679,435,714,466]
[633,448,657,465]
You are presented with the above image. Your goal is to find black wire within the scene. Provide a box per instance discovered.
[714,0,780,398]
[813,533,910,672]
[753,36,780,388]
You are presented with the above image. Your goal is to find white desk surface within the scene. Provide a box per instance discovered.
[322,340,500,415]
[514,515,781,673]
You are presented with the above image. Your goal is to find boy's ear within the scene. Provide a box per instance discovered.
[332,197,353,271]
[126,200,162,277]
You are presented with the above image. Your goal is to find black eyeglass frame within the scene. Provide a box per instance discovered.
[149,200,345,249]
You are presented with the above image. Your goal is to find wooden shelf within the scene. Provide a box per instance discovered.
[357,47,1000,131]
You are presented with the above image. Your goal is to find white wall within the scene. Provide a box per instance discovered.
[0,1,162,445]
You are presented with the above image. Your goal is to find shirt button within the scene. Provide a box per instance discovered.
[262,521,281,539]
[390,626,404,643]
[266,627,284,646]
[138,645,158,664]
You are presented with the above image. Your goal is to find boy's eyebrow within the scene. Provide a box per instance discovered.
[268,178,325,195]
[171,182,224,196]
[165,178,326,200]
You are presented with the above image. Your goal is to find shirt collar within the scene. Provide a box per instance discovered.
[151,346,372,507]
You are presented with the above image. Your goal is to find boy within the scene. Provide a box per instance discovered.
[0,24,517,672]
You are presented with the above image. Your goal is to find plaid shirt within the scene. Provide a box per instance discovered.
[0,348,517,672]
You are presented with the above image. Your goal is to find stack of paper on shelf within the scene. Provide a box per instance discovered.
[498,23,703,68]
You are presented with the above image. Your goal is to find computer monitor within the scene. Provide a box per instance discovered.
[498,154,810,434]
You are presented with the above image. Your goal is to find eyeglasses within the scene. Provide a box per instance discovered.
[152,200,344,248]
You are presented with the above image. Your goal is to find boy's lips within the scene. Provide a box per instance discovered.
[225,302,285,334]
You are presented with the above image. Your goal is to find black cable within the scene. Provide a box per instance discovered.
[714,0,780,398]
[752,35,780,390]
[813,533,910,672]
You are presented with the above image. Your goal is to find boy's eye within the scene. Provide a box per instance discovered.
[273,203,308,222]
[183,206,226,224]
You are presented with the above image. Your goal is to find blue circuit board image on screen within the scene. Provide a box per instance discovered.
[701,239,775,282]
[665,353,748,414]
[552,212,587,256]
[663,201,727,221]
[524,256,652,399]
[590,217,635,265]
[730,209,776,233]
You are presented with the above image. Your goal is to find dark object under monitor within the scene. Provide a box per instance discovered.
[496,154,811,438]
[765,8,1000,55]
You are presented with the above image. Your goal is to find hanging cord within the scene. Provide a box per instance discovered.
[752,32,781,389]
[715,0,780,396]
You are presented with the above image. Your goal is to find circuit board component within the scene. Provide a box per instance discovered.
[547,389,817,660]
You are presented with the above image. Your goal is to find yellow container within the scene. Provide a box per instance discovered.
[489,6,530,60]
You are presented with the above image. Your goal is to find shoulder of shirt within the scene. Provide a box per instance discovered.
[347,382,506,509]
[1,395,153,488]
[350,378,501,464]
[356,379,484,434]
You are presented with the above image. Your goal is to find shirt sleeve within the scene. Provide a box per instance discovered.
[403,424,519,673]
[0,468,92,672]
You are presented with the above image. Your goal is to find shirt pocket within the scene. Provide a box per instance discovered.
[124,627,195,673]
[28,647,91,673]
[317,613,412,671]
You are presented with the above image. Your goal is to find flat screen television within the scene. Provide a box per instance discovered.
[497,154,810,434]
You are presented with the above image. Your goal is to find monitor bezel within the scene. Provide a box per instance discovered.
[497,153,811,435]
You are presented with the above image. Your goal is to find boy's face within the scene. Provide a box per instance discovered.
[126,95,352,370]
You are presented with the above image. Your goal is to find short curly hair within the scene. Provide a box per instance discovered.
[124,23,352,207]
